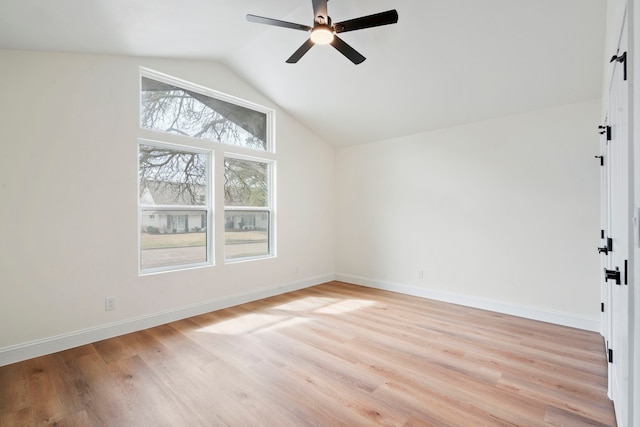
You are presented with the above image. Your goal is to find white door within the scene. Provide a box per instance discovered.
[606,15,631,426]
[598,120,610,345]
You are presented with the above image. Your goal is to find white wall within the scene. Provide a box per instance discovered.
[0,48,603,366]
[0,50,336,362]
[336,100,601,327]
[603,0,628,112]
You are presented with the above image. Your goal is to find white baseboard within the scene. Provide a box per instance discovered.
[0,274,335,367]
[335,274,600,332]
[1,273,600,367]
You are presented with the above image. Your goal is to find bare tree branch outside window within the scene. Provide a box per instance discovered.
[224,158,268,207]
[140,77,266,149]
[139,145,207,206]
[140,77,268,204]
[138,75,273,269]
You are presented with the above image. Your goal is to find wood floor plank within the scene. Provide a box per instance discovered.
[106,354,203,426]
[0,355,30,414]
[64,351,133,426]
[544,405,613,427]
[249,329,408,426]
[356,336,549,426]
[0,281,616,426]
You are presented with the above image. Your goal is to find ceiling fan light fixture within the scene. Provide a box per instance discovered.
[310,26,334,45]
[247,1,399,64]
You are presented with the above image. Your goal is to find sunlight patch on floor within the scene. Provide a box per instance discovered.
[197,296,375,335]
[315,299,375,314]
[274,296,375,314]
[196,313,309,335]
[273,296,337,311]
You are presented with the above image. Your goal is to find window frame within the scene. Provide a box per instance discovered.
[223,153,276,263]
[139,68,275,153]
[138,140,213,274]
[138,68,276,274]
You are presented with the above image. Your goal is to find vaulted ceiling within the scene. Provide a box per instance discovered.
[0,0,607,146]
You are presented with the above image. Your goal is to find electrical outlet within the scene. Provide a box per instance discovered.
[105,297,116,311]
[417,270,424,279]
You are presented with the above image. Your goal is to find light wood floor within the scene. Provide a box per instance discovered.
[0,281,615,426]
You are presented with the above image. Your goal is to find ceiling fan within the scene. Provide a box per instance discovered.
[247,0,398,64]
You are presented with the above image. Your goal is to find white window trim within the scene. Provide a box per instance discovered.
[139,67,276,154]
[223,153,276,263]
[138,68,277,274]
[138,140,213,275]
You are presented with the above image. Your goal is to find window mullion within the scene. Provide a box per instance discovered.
[214,151,226,266]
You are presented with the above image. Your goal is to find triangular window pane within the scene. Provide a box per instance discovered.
[141,77,267,150]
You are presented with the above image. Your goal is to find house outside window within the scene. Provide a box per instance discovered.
[224,156,273,260]
[138,69,275,274]
[138,143,211,272]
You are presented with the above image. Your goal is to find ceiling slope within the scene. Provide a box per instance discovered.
[0,0,607,146]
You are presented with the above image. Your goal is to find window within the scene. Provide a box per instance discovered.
[139,143,211,272]
[140,76,268,150]
[138,70,275,273]
[224,157,272,260]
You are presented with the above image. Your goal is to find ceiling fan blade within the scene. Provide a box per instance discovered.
[311,0,329,24]
[334,10,399,33]
[247,14,312,32]
[286,39,315,63]
[330,36,366,64]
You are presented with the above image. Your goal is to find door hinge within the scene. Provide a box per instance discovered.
[601,302,605,312]
[594,155,604,166]
[600,229,605,239]
[608,348,613,363]
[598,237,613,255]
[624,259,628,285]
[610,51,627,81]
[598,125,612,141]
[604,267,621,285]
